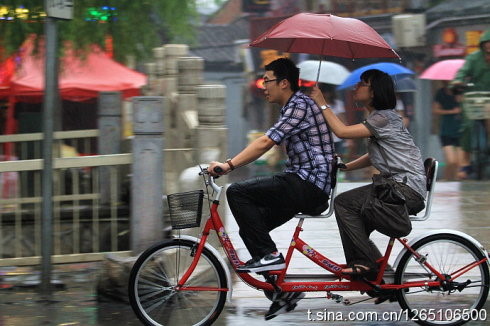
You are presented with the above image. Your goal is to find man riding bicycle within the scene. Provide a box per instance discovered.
[452,29,490,178]
[208,57,334,320]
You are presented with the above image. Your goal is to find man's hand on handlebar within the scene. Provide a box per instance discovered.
[208,161,230,177]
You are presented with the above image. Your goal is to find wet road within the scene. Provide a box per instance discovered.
[1,181,489,325]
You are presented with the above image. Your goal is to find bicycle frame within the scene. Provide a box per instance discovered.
[176,172,489,296]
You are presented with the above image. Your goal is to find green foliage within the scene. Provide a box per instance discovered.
[0,0,198,62]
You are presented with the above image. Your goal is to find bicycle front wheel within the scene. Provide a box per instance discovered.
[395,233,489,326]
[128,239,228,326]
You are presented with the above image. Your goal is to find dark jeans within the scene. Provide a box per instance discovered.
[226,172,329,258]
[334,182,425,270]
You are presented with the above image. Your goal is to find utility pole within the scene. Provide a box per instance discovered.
[41,0,73,298]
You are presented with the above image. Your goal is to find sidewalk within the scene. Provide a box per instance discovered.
[1,181,489,325]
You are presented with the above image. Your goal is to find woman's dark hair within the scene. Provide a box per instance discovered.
[360,69,396,110]
[264,58,300,92]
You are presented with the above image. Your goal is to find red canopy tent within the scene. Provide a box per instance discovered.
[1,37,147,139]
[3,46,146,102]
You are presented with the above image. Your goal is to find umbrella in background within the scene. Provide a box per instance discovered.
[394,76,417,93]
[250,13,399,59]
[419,59,465,80]
[337,62,414,90]
[297,60,350,85]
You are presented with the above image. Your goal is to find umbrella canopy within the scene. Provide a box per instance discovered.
[419,59,465,80]
[337,62,414,90]
[250,13,399,59]
[297,60,350,85]
[394,76,417,93]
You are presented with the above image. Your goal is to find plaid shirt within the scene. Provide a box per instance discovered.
[266,91,334,194]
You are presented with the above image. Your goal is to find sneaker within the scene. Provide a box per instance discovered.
[265,292,305,320]
[236,252,286,273]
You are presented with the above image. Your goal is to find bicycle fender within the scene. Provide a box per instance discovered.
[393,229,490,269]
[174,234,233,302]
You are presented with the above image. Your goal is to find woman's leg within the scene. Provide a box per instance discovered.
[334,184,381,270]
[442,145,458,180]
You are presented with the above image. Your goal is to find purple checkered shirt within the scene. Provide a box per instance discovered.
[266,91,334,194]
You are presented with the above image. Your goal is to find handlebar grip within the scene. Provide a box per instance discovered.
[214,166,224,174]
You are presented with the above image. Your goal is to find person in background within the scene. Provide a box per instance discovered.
[452,29,490,178]
[395,94,410,127]
[208,58,334,320]
[432,81,464,180]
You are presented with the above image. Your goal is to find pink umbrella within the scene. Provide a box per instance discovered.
[250,13,399,59]
[419,59,465,81]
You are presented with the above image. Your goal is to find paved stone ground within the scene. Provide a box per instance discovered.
[1,181,489,325]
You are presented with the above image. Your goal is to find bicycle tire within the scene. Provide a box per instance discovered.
[395,233,489,326]
[128,238,228,326]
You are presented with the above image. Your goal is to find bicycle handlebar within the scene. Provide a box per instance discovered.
[199,167,223,195]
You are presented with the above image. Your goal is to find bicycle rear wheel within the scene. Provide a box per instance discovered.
[128,239,228,326]
[395,233,489,326]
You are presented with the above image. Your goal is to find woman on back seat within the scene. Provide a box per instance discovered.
[310,69,426,283]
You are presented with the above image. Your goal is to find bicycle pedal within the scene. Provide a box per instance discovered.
[286,303,297,312]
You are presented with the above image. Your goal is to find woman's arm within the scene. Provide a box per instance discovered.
[310,86,372,139]
[343,153,371,171]
[432,101,461,115]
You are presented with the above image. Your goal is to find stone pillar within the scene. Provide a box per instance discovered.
[153,46,165,77]
[144,62,157,96]
[163,44,189,75]
[174,56,204,148]
[177,57,204,94]
[98,92,122,204]
[130,96,165,254]
[196,84,228,164]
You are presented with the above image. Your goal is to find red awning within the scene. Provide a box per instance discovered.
[0,36,147,102]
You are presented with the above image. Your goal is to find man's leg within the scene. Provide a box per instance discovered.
[226,175,289,258]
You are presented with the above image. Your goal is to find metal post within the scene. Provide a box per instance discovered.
[98,92,122,204]
[41,16,59,297]
[131,97,165,254]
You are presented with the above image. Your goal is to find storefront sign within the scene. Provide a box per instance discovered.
[465,30,484,55]
[433,28,466,58]
[259,49,290,68]
[433,28,484,58]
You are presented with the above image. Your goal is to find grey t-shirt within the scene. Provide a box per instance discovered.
[363,109,427,198]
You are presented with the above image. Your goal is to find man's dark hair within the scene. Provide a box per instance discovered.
[264,58,300,92]
[360,69,396,110]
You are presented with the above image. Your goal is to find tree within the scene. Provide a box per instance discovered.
[0,0,198,62]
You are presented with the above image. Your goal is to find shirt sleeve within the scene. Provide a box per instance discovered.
[363,111,390,139]
[266,100,308,145]
[454,54,475,83]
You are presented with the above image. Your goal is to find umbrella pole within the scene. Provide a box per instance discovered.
[316,57,323,85]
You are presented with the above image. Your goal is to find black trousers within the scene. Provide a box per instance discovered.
[334,183,425,269]
[226,172,329,258]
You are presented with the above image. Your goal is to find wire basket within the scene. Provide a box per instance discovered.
[167,190,204,230]
[463,92,490,120]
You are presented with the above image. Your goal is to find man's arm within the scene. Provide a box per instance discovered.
[208,135,276,175]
